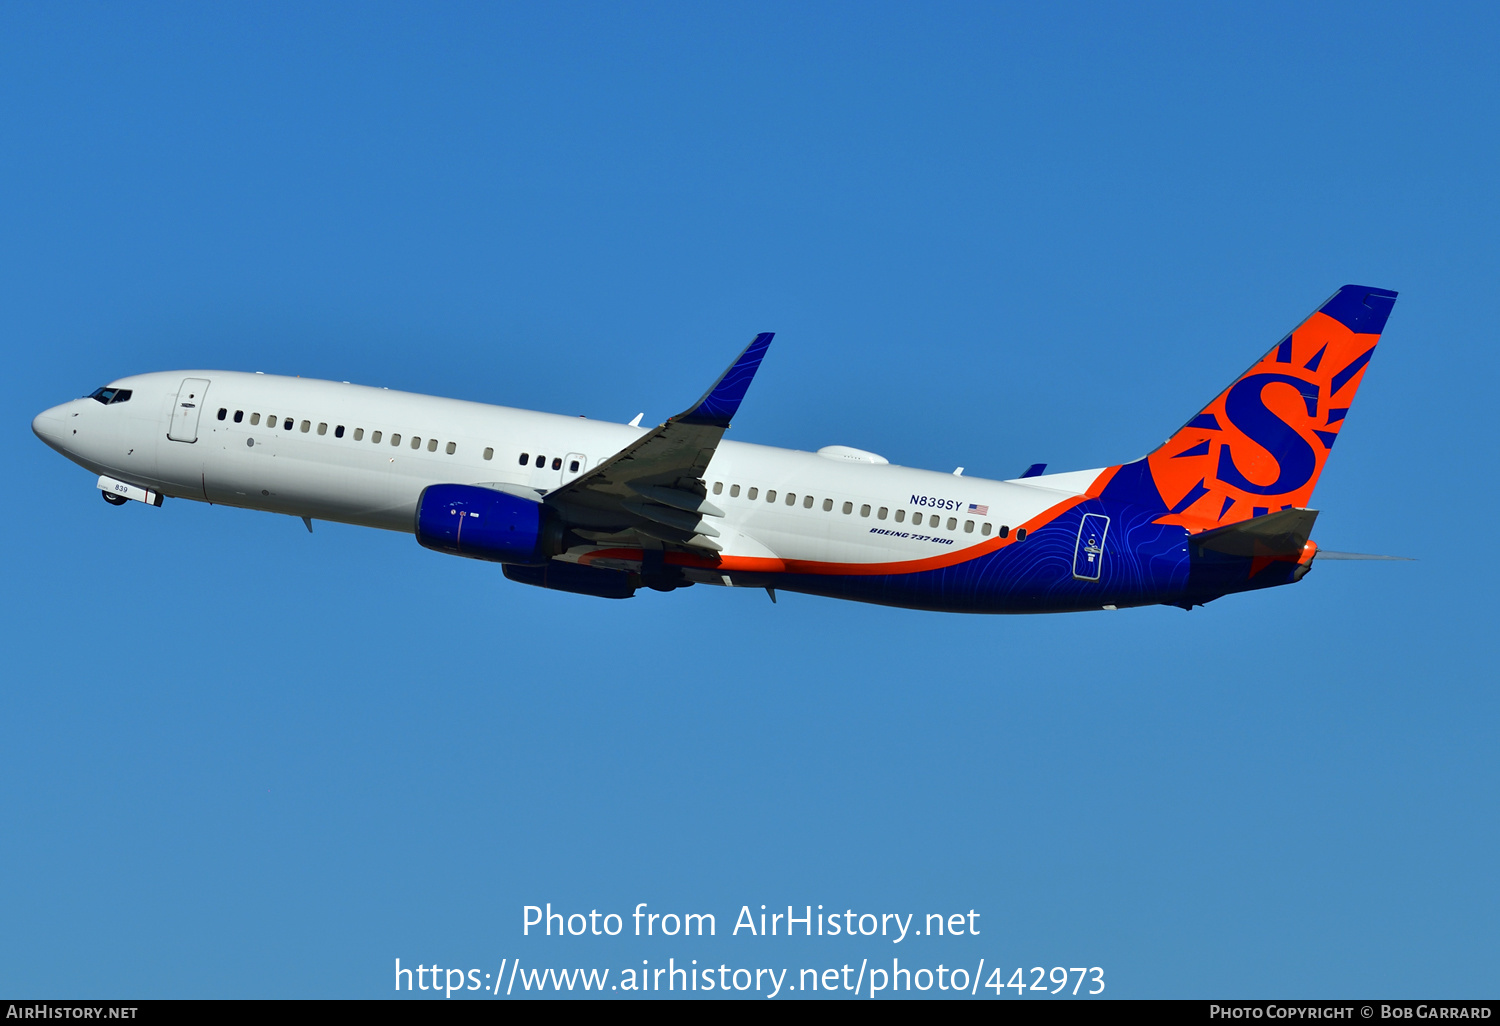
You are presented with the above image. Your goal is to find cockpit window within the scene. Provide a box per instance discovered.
[86,387,132,405]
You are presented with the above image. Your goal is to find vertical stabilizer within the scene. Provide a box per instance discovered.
[1098,285,1398,529]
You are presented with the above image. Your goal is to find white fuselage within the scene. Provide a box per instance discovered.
[34,370,1100,576]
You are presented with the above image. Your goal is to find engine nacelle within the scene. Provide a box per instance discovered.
[502,561,637,599]
[415,484,564,565]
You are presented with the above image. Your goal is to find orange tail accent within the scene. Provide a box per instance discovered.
[1144,285,1397,531]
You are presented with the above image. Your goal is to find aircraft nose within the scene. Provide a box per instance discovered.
[32,405,67,450]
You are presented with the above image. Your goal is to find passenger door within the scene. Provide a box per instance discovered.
[168,378,211,442]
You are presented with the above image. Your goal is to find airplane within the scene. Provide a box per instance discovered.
[31,285,1402,613]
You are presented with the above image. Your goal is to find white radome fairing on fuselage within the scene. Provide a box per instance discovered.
[32,369,1096,577]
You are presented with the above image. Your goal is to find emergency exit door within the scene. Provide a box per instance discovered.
[1072,514,1109,581]
[168,378,211,442]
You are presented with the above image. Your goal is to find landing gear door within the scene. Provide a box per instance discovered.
[1072,513,1109,581]
[168,378,211,442]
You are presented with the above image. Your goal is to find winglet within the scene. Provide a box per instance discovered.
[676,332,774,427]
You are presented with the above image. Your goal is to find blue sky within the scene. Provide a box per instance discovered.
[3,2,1496,998]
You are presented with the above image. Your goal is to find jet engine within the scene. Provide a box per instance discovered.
[415,484,565,565]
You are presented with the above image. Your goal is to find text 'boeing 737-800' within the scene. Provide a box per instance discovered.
[32,285,1405,612]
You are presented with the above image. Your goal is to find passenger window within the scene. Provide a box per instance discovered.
[391,434,401,446]
[568,458,578,471]
[713,482,723,495]
[785,493,796,506]
[766,490,777,502]
[372,430,382,443]
[964,520,974,533]
[300,420,311,432]
[428,439,438,452]
[318,423,328,435]
[823,498,833,512]
[353,428,364,441]
[861,504,871,517]
[284,419,294,431]
[217,408,227,420]
[1016,528,1028,541]
[448,442,457,455]
[251,413,261,425]
[912,513,923,526]
[803,495,814,508]
[895,509,905,523]
[946,517,957,530]
[748,487,758,500]
[411,436,421,449]
[730,484,741,497]
[981,523,992,536]
[518,452,528,464]
[267,415,277,428]
[878,507,888,520]
[842,501,853,514]
[234,411,244,423]
[335,425,344,438]
[551,457,561,470]
[484,447,494,460]
[535,455,545,468]
[999,526,1009,538]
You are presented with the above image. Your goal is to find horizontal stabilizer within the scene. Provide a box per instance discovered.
[1314,550,1413,561]
[1190,507,1318,559]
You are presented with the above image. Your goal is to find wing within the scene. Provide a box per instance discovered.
[544,332,774,553]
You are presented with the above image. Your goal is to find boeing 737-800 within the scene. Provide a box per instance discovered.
[32,285,1399,612]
